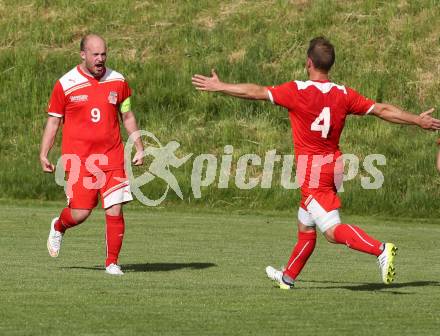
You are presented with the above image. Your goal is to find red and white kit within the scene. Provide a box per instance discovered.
[267,80,375,231]
[47,66,133,209]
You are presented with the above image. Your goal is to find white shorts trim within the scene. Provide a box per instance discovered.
[298,197,341,232]
[103,183,133,209]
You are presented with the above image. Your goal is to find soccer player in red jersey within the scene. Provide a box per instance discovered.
[192,37,440,288]
[40,34,144,275]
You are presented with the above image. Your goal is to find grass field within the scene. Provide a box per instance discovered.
[1,201,439,335]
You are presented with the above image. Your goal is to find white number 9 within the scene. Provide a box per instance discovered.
[91,108,101,123]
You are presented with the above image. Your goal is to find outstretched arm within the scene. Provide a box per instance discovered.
[192,69,270,100]
[371,103,440,130]
[40,116,62,173]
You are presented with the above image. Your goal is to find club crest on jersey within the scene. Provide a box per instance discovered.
[108,91,118,105]
[70,95,88,103]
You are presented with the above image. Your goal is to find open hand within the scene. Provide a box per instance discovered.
[418,108,440,130]
[192,69,223,92]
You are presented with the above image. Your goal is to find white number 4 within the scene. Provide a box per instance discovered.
[311,107,330,138]
[91,108,101,123]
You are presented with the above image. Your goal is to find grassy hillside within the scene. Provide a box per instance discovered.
[0,0,439,216]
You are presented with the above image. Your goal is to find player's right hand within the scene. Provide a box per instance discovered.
[40,156,55,173]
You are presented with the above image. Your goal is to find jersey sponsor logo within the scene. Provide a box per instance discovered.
[70,94,88,103]
[108,91,118,105]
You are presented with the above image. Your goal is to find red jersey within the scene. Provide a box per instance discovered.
[47,66,131,172]
[267,80,375,155]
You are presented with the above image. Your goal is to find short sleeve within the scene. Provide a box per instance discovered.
[120,81,131,103]
[47,81,65,117]
[119,81,132,113]
[346,87,375,116]
[266,81,297,111]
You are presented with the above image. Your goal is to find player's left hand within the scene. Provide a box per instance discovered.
[40,156,55,173]
[418,108,440,130]
[132,150,144,166]
[192,69,223,92]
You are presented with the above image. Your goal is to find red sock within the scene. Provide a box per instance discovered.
[333,224,382,256]
[283,231,316,280]
[105,214,125,267]
[54,208,78,233]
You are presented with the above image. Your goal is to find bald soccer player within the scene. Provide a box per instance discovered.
[40,34,144,275]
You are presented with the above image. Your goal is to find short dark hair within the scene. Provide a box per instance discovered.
[307,37,335,72]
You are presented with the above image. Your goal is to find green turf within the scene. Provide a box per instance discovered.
[1,202,439,335]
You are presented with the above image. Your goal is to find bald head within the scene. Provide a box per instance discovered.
[79,34,107,79]
[80,34,106,52]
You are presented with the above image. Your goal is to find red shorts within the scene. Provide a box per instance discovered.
[65,168,133,209]
[300,175,341,212]
[296,153,344,231]
[297,151,343,212]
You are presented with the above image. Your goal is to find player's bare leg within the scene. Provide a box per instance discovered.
[266,222,317,289]
[104,203,125,275]
[47,208,91,257]
[324,223,397,284]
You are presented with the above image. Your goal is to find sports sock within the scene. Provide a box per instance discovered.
[54,208,78,233]
[105,214,125,267]
[283,231,317,280]
[333,224,383,256]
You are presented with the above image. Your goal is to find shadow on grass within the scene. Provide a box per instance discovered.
[298,280,440,294]
[62,262,217,273]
